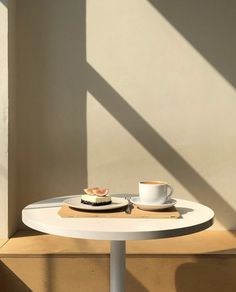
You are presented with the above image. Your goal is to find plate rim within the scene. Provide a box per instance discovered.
[63,195,128,211]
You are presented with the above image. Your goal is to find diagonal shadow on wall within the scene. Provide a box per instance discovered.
[0,0,7,7]
[87,63,235,230]
[147,0,236,89]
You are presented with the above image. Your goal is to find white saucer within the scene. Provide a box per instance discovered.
[130,197,177,211]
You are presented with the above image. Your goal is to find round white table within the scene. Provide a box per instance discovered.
[22,196,214,292]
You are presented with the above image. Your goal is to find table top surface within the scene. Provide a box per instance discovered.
[22,195,214,241]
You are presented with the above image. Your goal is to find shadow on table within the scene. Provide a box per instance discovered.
[177,207,194,216]
[24,195,77,210]
[0,261,32,292]
[175,256,236,292]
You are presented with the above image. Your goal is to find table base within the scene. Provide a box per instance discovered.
[110,241,126,292]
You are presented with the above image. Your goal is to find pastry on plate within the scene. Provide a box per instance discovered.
[81,187,111,206]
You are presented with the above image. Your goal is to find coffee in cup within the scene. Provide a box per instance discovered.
[139,181,173,204]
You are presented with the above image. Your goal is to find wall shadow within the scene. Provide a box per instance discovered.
[15,0,87,225]
[0,0,7,7]
[87,64,234,230]
[0,261,32,292]
[175,256,236,292]
[148,0,236,88]
[8,0,18,237]
[127,270,149,292]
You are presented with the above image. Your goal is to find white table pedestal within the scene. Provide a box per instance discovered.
[110,241,126,292]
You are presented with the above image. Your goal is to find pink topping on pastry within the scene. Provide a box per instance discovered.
[83,187,109,197]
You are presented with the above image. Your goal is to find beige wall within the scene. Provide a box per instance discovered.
[8,0,17,237]
[10,0,236,230]
[0,0,8,238]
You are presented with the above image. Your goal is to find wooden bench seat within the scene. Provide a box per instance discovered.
[1,230,236,256]
[1,230,236,292]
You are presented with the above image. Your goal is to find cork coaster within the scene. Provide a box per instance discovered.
[58,203,181,219]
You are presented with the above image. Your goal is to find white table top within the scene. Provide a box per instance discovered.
[22,195,214,241]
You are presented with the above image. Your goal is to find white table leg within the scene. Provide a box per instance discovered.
[110,240,126,292]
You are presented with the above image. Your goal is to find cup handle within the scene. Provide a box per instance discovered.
[166,184,173,201]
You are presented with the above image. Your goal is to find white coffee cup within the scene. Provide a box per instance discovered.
[139,181,173,204]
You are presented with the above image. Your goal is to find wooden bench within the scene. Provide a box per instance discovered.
[1,230,236,291]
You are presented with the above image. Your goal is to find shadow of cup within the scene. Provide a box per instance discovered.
[176,207,194,215]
